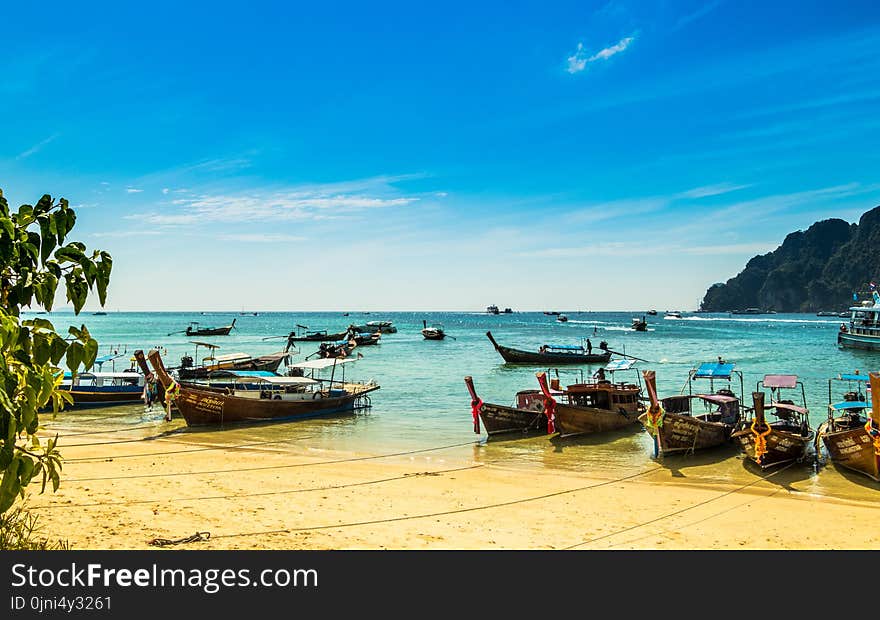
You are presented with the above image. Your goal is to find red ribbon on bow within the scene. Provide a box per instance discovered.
[543,397,556,434]
[471,398,483,434]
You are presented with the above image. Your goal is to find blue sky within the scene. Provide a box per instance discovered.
[3,0,880,311]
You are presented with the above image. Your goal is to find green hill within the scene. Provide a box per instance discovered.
[699,206,880,312]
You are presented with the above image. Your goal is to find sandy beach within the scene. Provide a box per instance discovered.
[20,420,880,551]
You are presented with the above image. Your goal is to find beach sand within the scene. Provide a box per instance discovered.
[19,422,880,551]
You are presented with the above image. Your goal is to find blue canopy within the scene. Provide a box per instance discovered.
[95,353,124,364]
[837,373,869,382]
[545,344,585,351]
[830,401,869,411]
[693,362,735,379]
[605,359,636,371]
[215,370,276,378]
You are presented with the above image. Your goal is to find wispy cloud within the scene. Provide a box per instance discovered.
[16,134,59,159]
[677,182,751,199]
[217,233,306,243]
[671,1,724,32]
[519,240,772,259]
[126,188,144,194]
[91,230,164,238]
[128,181,421,226]
[566,35,636,74]
[162,188,169,195]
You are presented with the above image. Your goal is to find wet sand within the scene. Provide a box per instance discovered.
[21,418,880,551]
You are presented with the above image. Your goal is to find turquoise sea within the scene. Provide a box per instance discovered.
[26,309,880,501]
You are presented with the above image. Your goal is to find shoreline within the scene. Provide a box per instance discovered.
[20,425,880,551]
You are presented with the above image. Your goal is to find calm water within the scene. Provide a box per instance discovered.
[27,309,880,499]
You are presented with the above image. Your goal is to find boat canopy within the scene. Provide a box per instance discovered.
[206,370,277,378]
[605,359,636,371]
[544,344,585,351]
[830,401,869,411]
[693,362,735,379]
[212,352,251,363]
[189,341,220,348]
[95,353,125,364]
[762,374,798,389]
[695,393,739,404]
[63,371,142,379]
[837,373,869,382]
[771,402,808,415]
[255,376,318,386]
[289,358,359,370]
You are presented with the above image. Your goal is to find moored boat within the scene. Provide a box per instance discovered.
[837,287,880,351]
[184,318,236,336]
[145,348,379,427]
[347,320,397,334]
[421,320,447,340]
[535,360,644,438]
[631,316,647,331]
[731,374,814,469]
[58,370,146,407]
[816,371,880,481]
[639,361,744,457]
[176,342,289,381]
[286,324,350,342]
[485,331,611,365]
[464,375,551,437]
[487,305,500,314]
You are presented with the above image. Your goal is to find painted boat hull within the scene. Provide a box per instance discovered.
[288,331,349,342]
[837,331,880,351]
[818,421,880,481]
[422,330,445,340]
[61,387,144,407]
[171,385,379,426]
[554,402,642,438]
[731,425,813,469]
[493,345,611,365]
[640,411,735,455]
[478,402,549,436]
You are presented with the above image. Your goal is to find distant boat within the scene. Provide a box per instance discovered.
[817,311,839,317]
[647,310,658,316]
[731,308,763,315]
[180,318,237,337]
[631,317,647,331]
[486,305,500,314]
[421,320,447,340]
[348,320,396,334]
[838,289,880,351]
[665,311,682,319]
[556,314,568,323]
[503,307,513,314]
[543,311,561,316]
[485,331,611,365]
[92,311,108,316]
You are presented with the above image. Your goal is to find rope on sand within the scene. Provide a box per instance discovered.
[205,465,665,541]
[560,461,797,549]
[37,465,484,510]
[65,439,483,481]
[148,531,211,547]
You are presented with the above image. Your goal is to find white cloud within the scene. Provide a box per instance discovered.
[567,35,636,74]
[126,188,144,194]
[162,188,169,194]
[128,185,420,226]
[218,233,306,243]
[678,182,752,199]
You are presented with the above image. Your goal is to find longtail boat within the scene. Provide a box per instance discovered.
[58,370,146,407]
[731,374,814,469]
[184,318,236,336]
[286,324,350,342]
[176,341,288,380]
[639,361,743,457]
[422,320,447,340]
[143,349,379,427]
[535,359,644,438]
[485,331,612,365]
[464,375,551,437]
[816,371,880,481]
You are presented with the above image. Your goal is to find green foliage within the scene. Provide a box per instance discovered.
[0,504,70,550]
[0,188,112,515]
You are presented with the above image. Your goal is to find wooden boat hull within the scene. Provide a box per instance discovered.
[171,385,379,426]
[640,411,734,455]
[554,402,641,438]
[495,347,610,364]
[479,402,548,436]
[288,331,348,342]
[731,426,812,469]
[818,421,880,481]
[422,330,445,340]
[187,327,233,336]
[178,353,287,380]
[61,387,144,407]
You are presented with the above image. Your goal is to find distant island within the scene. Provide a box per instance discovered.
[700,204,880,313]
